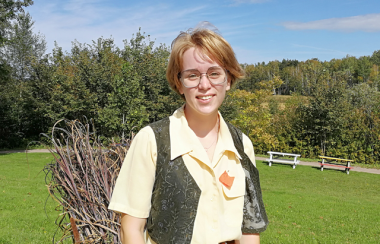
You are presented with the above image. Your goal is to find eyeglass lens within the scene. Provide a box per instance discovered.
[180,66,226,88]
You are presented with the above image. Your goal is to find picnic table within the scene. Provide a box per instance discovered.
[319,156,353,174]
[266,151,301,169]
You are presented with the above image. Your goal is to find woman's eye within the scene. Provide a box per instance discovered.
[209,72,220,77]
[187,73,198,79]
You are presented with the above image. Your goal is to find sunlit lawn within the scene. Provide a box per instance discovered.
[0,153,67,244]
[258,160,380,243]
[0,153,379,243]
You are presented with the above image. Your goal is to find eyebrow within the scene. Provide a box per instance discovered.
[182,66,222,72]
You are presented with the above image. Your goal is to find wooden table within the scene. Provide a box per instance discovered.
[266,151,301,169]
[319,156,353,174]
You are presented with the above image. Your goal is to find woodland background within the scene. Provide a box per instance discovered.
[1,1,380,165]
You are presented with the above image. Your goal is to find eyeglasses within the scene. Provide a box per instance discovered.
[179,66,227,88]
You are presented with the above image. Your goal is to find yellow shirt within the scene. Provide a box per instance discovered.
[108,106,256,244]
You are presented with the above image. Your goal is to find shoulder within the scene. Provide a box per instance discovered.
[223,120,256,167]
[129,126,157,165]
[242,133,256,167]
[133,125,155,143]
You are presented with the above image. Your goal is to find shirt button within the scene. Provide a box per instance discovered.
[210,198,213,201]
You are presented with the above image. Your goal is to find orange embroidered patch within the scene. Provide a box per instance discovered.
[219,170,235,189]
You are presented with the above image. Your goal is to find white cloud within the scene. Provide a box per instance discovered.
[282,13,380,32]
[28,1,209,52]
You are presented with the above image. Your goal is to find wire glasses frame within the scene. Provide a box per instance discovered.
[179,66,228,88]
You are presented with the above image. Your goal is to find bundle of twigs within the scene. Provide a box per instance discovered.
[44,119,131,243]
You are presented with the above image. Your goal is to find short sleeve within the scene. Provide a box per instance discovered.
[108,126,157,218]
[242,134,256,167]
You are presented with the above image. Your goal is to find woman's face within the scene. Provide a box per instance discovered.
[179,47,230,118]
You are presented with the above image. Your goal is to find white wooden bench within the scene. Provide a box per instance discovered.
[266,151,301,169]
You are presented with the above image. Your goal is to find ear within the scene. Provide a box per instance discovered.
[226,78,231,91]
[178,85,184,95]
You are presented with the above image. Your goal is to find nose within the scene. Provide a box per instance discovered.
[198,73,211,90]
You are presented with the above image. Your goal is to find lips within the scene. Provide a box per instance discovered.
[197,95,214,100]
[197,95,214,101]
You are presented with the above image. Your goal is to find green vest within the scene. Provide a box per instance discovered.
[147,117,268,244]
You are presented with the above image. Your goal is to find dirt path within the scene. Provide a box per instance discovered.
[0,149,54,154]
[1,150,379,175]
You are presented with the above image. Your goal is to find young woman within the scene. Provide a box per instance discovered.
[109,23,268,244]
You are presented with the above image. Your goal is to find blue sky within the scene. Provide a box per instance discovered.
[28,0,380,64]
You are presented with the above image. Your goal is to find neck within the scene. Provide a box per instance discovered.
[184,105,219,138]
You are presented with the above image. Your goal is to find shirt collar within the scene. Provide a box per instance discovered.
[169,105,197,160]
[217,114,242,160]
[169,105,242,161]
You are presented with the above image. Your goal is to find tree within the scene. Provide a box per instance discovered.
[2,12,46,80]
[229,78,283,154]
[0,62,16,147]
[368,64,380,88]
[355,56,372,83]
[370,50,380,66]
[97,62,148,138]
[28,36,153,140]
[0,3,47,148]
[346,83,380,163]
[0,0,33,44]
[0,0,33,76]
[121,30,182,122]
[297,79,350,157]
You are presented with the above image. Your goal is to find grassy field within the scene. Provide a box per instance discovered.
[258,160,380,243]
[0,153,68,244]
[0,153,379,243]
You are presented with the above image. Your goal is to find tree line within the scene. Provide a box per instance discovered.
[1,1,379,164]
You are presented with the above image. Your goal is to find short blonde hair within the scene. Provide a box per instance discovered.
[166,24,244,97]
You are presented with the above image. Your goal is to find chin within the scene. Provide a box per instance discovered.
[195,105,219,116]
[185,98,223,117]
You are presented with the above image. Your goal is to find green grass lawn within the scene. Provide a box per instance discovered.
[0,153,68,244]
[0,153,379,243]
[257,160,380,243]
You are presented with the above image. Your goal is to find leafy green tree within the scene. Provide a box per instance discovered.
[370,50,380,66]
[269,94,307,154]
[97,62,148,138]
[0,0,33,77]
[339,55,357,86]
[28,34,170,141]
[279,65,302,94]
[29,39,121,137]
[229,89,276,154]
[297,79,350,157]
[345,83,380,162]
[237,63,268,91]
[230,77,283,153]
[0,4,48,148]
[2,12,46,80]
[120,30,182,122]
[0,12,46,144]
[0,62,16,147]
[0,0,33,44]
[355,56,372,83]
[368,64,380,88]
